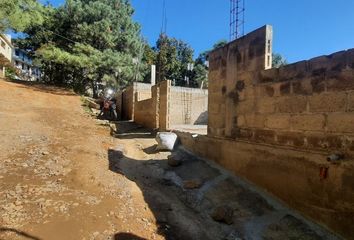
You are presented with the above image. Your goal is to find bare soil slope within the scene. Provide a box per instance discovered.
[0,80,163,240]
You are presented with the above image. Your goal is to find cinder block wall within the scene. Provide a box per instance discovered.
[120,83,152,120]
[170,86,208,126]
[134,85,159,129]
[209,26,354,156]
[198,25,354,239]
[121,80,208,130]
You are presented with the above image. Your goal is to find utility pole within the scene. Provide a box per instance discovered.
[230,0,245,41]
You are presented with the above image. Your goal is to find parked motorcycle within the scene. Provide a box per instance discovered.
[97,88,118,121]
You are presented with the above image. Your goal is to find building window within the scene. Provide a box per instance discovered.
[15,50,19,56]
[0,40,5,49]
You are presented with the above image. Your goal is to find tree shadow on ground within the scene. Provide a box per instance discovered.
[107,147,214,240]
[108,122,339,240]
[0,227,42,240]
[112,121,156,139]
[5,79,77,96]
[113,232,147,240]
[193,111,208,125]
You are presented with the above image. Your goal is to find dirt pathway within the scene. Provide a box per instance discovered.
[0,80,340,240]
[0,80,164,240]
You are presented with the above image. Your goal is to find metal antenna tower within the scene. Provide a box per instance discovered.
[230,0,245,41]
[160,0,167,34]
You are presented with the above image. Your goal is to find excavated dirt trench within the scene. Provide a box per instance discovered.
[0,80,340,240]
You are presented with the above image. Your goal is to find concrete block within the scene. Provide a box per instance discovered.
[276,131,305,147]
[258,68,278,84]
[306,133,344,150]
[265,114,290,130]
[254,129,276,143]
[308,55,330,73]
[292,79,312,95]
[327,113,354,133]
[347,91,354,112]
[327,69,354,92]
[291,114,325,132]
[209,113,225,129]
[256,84,275,98]
[256,97,276,113]
[243,114,266,129]
[209,102,221,114]
[237,99,256,115]
[310,76,326,93]
[280,82,291,95]
[277,96,307,113]
[278,61,308,82]
[327,51,348,71]
[272,83,281,97]
[238,128,254,140]
[308,51,347,74]
[309,92,347,113]
[239,84,256,101]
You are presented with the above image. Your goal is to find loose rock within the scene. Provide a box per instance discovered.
[211,205,234,225]
[183,179,203,189]
[167,154,183,167]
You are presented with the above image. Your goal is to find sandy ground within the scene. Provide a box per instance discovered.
[0,79,340,240]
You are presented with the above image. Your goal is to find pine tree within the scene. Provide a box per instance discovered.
[19,0,145,95]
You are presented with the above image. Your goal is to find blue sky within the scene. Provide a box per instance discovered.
[42,0,354,63]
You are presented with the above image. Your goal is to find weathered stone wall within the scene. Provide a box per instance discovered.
[170,86,208,126]
[197,25,354,239]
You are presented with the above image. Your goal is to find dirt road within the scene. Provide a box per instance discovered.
[0,80,340,240]
[0,80,166,240]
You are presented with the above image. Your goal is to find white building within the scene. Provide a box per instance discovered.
[13,48,41,81]
[0,34,13,78]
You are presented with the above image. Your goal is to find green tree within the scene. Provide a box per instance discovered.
[192,64,208,88]
[272,53,288,68]
[190,51,209,88]
[213,39,228,50]
[0,0,45,32]
[19,0,145,96]
[154,34,194,87]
